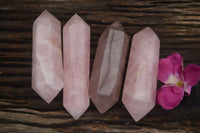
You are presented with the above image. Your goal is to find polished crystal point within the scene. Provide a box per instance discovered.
[122,27,160,122]
[89,21,129,113]
[32,10,64,103]
[63,14,90,120]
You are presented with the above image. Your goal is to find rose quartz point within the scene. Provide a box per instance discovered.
[122,27,160,122]
[89,21,129,113]
[63,14,90,120]
[32,10,64,103]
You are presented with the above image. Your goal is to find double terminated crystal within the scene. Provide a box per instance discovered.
[90,21,129,113]
[32,10,64,103]
[122,27,160,121]
[63,14,90,119]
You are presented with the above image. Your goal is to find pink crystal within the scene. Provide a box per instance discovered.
[89,21,129,113]
[63,14,90,120]
[32,10,64,103]
[122,27,160,122]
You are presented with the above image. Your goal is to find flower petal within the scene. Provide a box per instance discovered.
[166,53,183,81]
[158,53,184,85]
[183,64,200,95]
[166,53,183,67]
[158,58,174,83]
[157,84,184,110]
[173,64,183,82]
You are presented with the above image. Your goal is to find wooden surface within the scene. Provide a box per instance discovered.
[0,0,200,132]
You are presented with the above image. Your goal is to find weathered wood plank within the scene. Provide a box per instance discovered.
[0,0,200,132]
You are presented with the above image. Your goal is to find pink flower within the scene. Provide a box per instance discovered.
[157,53,200,110]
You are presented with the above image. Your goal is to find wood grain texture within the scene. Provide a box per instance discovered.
[0,0,200,132]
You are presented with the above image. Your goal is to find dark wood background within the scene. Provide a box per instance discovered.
[0,0,200,132]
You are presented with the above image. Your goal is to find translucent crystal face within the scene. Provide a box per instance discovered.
[63,14,90,120]
[122,27,160,122]
[89,21,129,113]
[32,10,64,104]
